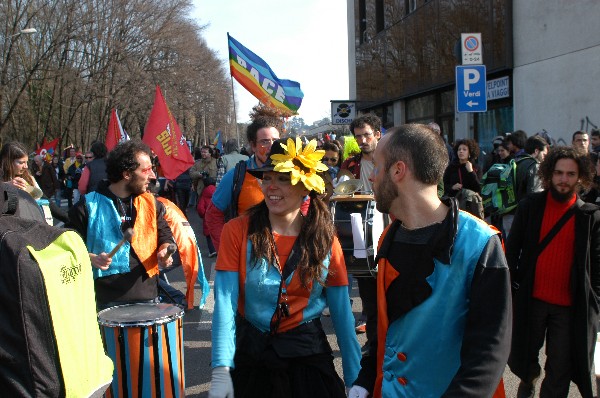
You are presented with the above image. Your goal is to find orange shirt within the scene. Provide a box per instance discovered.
[217,216,347,332]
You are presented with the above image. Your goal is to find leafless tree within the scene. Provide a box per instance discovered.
[0,0,235,154]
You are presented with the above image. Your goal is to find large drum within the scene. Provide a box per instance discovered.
[98,303,185,398]
[330,195,377,277]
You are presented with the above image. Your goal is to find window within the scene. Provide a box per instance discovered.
[405,0,417,15]
[375,0,384,32]
[359,0,367,44]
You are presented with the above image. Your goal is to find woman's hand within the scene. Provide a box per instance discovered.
[11,176,29,191]
[452,183,463,191]
[464,161,473,173]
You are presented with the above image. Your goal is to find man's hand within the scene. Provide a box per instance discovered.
[208,367,234,398]
[347,385,369,398]
[157,243,175,269]
[89,252,111,270]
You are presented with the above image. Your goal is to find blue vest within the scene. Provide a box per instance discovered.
[85,192,131,279]
[243,240,332,333]
[381,213,494,398]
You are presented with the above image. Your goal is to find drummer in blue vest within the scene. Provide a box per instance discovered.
[67,140,175,309]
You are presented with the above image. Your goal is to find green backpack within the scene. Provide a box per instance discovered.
[480,159,518,215]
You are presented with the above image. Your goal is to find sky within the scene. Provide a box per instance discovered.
[190,0,350,125]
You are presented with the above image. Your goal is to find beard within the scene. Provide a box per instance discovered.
[375,177,398,213]
[549,184,577,203]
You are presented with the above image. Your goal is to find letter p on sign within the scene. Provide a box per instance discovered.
[463,69,480,90]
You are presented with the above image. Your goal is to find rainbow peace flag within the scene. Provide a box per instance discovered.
[228,33,303,113]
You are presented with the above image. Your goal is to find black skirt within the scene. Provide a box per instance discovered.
[231,347,345,398]
[231,315,345,398]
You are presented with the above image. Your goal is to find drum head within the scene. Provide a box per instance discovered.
[98,302,184,327]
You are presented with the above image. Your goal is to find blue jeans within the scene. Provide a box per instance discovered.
[53,189,62,207]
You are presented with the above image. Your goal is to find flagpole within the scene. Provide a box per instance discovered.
[230,74,239,147]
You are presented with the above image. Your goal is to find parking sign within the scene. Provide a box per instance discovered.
[456,65,487,113]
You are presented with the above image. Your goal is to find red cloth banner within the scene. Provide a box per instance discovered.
[105,108,128,151]
[36,137,60,161]
[142,86,194,180]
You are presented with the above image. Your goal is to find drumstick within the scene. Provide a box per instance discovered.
[163,243,177,261]
[107,228,135,258]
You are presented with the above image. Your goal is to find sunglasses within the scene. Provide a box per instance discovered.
[85,156,93,159]
[322,157,338,163]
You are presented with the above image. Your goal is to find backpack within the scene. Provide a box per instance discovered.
[0,182,47,222]
[0,184,113,397]
[480,160,519,215]
[456,188,485,219]
[224,160,247,221]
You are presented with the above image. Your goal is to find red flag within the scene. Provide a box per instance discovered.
[36,137,60,161]
[105,108,128,151]
[142,86,194,180]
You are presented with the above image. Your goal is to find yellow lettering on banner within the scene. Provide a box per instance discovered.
[157,130,173,156]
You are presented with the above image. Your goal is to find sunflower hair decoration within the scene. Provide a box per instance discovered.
[270,137,329,194]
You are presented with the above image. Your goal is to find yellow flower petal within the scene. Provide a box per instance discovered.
[286,138,298,158]
[271,153,293,164]
[301,139,318,156]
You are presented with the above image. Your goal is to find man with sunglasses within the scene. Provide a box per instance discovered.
[204,114,281,251]
[67,140,175,309]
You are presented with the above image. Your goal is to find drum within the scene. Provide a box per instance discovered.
[98,303,185,398]
[330,195,377,277]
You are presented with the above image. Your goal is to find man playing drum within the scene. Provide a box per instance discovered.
[67,140,175,309]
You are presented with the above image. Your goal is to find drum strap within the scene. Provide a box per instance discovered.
[374,220,401,264]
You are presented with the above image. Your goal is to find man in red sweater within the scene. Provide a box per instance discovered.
[506,146,600,398]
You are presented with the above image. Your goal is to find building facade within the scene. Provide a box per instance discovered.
[348,0,600,156]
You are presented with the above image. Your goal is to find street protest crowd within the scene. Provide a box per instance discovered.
[1,108,599,398]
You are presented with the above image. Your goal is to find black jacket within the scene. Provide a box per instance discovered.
[442,162,480,197]
[506,191,600,397]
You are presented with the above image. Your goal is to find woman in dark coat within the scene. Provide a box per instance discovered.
[442,138,481,197]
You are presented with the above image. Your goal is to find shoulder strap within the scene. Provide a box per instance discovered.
[5,186,18,215]
[536,203,577,257]
[227,160,247,220]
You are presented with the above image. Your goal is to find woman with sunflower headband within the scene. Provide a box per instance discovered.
[209,137,361,398]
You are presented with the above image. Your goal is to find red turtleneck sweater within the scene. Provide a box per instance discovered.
[533,191,577,306]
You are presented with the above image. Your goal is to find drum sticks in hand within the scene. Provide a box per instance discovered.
[107,228,135,258]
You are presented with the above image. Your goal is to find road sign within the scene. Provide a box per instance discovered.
[331,101,356,125]
[461,33,482,65]
[456,65,487,113]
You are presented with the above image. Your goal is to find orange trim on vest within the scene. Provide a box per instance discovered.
[157,197,199,310]
[374,224,393,398]
[132,193,159,278]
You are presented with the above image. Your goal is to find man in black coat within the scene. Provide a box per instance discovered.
[506,146,600,398]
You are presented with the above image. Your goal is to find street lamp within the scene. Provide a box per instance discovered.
[10,28,37,38]
[1,27,38,135]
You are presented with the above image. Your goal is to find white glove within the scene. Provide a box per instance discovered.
[208,366,234,398]
[347,385,369,398]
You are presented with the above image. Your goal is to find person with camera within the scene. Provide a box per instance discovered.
[209,137,360,398]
